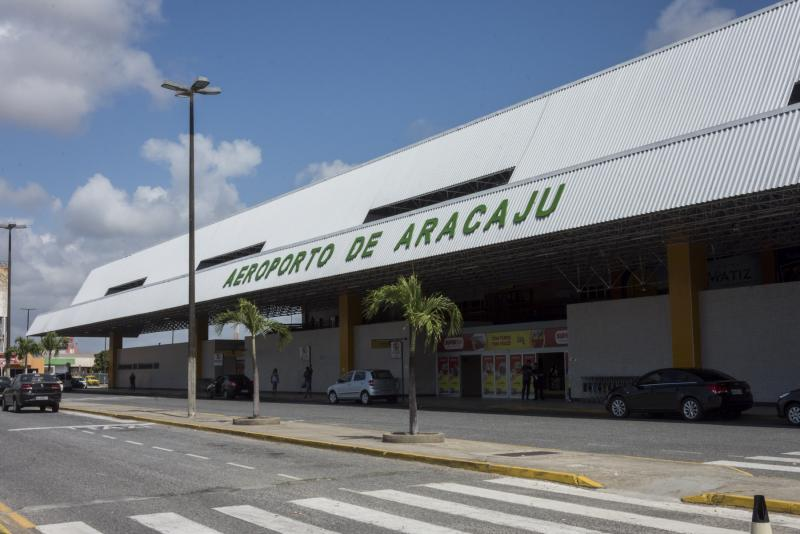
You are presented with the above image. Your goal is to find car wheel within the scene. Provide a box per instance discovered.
[360,391,370,405]
[52,403,59,413]
[609,396,629,418]
[13,398,21,413]
[681,397,703,421]
[1,401,7,412]
[328,391,338,404]
[787,402,800,426]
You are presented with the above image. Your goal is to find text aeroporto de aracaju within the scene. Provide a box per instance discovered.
[222,182,565,290]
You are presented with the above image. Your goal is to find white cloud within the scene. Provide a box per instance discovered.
[0,0,165,132]
[0,178,58,212]
[294,159,355,186]
[644,0,735,51]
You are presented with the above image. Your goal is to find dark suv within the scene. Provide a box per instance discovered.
[2,374,62,413]
[206,374,253,400]
[606,368,753,421]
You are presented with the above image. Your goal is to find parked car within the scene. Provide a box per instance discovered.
[84,375,100,386]
[206,374,253,400]
[0,376,11,408]
[606,368,753,421]
[777,389,800,426]
[2,374,62,413]
[327,369,399,405]
[71,377,88,389]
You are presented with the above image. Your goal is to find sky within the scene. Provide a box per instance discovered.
[0,0,775,352]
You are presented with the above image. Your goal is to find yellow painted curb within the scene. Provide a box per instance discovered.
[682,493,800,516]
[63,406,603,489]
[0,501,35,530]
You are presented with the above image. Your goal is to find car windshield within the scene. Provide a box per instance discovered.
[371,370,394,379]
[690,369,735,381]
[20,374,58,383]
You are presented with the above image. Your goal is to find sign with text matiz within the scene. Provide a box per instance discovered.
[217,179,566,295]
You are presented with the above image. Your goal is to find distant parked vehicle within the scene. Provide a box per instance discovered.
[55,373,73,392]
[206,375,253,400]
[606,368,753,421]
[84,375,100,387]
[2,374,62,413]
[71,377,88,389]
[327,369,399,405]
[777,389,800,426]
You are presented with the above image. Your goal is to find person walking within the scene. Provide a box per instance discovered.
[521,361,534,400]
[533,362,545,400]
[129,372,136,392]
[303,364,313,399]
[270,368,279,397]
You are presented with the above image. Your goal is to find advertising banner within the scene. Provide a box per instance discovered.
[437,357,450,395]
[482,356,494,395]
[485,327,568,350]
[494,355,508,395]
[510,354,523,395]
[449,357,460,394]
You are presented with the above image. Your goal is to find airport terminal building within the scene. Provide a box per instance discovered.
[30,1,800,402]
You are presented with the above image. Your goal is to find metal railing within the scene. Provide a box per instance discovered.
[580,376,638,402]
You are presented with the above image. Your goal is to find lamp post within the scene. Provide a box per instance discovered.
[161,77,221,417]
[1,223,27,376]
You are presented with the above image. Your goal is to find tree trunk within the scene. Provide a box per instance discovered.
[408,329,418,435]
[251,335,260,418]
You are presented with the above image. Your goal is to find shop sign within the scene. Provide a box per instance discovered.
[554,329,568,345]
[708,254,761,289]
[213,354,223,367]
[390,341,402,359]
[443,337,464,351]
[370,339,391,349]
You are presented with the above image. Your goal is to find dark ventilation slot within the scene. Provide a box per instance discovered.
[363,168,514,224]
[105,278,146,296]
[196,242,265,271]
[789,81,800,106]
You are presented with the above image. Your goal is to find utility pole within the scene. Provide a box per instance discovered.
[21,307,35,338]
[1,223,28,376]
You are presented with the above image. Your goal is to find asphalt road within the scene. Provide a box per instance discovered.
[2,408,797,534]
[64,392,800,464]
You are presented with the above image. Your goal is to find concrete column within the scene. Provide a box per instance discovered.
[108,331,122,388]
[667,242,707,368]
[338,293,361,374]
[196,312,209,380]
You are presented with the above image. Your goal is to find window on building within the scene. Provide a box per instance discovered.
[362,168,514,223]
[789,81,800,106]
[105,278,146,296]
[196,242,265,271]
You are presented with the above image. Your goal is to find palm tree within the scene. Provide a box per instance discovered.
[363,274,463,435]
[213,298,292,418]
[41,331,66,374]
[14,337,42,373]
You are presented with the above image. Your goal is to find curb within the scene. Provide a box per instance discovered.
[63,405,603,489]
[682,493,800,516]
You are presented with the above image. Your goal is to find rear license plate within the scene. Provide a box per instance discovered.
[731,388,743,395]
[35,396,48,401]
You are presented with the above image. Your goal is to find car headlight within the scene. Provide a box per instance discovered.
[778,392,790,399]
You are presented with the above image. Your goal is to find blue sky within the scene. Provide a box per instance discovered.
[0,0,774,351]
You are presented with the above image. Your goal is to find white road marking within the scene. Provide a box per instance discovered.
[131,512,223,533]
[226,462,254,470]
[185,453,209,460]
[60,411,135,422]
[37,521,104,534]
[706,460,800,473]
[101,435,116,440]
[293,497,467,534]
[660,449,702,455]
[783,451,800,456]
[152,446,174,452]
[124,440,143,446]
[359,490,604,534]
[277,473,302,480]
[81,430,94,435]
[216,505,340,533]
[486,477,800,530]
[424,483,742,534]
[747,455,800,464]
[8,423,152,432]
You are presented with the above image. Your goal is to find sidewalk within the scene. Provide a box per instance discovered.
[62,399,800,506]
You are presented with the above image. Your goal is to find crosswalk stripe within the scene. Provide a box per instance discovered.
[292,497,468,534]
[486,477,800,530]
[130,512,223,534]
[38,522,103,534]
[360,489,605,534]
[706,460,800,473]
[215,504,340,533]
[747,455,800,464]
[424,483,742,534]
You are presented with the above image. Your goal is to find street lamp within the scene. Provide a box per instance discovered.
[1,223,27,375]
[161,77,221,417]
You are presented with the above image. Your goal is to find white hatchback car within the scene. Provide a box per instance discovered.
[327,369,399,405]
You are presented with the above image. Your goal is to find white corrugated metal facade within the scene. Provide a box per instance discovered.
[31,0,800,335]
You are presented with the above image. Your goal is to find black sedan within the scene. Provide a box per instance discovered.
[777,389,800,426]
[606,368,753,421]
[2,374,62,413]
[206,374,253,400]
[0,376,10,408]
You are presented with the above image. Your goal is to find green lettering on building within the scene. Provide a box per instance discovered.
[318,243,335,267]
[436,212,458,242]
[483,199,508,232]
[362,231,382,258]
[394,223,415,251]
[536,184,565,218]
[415,218,438,247]
[347,236,365,262]
[463,204,487,235]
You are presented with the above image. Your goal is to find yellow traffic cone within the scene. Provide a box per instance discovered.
[751,495,772,534]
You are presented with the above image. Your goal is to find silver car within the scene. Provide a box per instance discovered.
[327,369,399,405]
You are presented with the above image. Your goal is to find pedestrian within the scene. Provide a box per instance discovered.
[270,368,279,396]
[129,372,136,392]
[533,363,544,400]
[521,361,533,400]
[303,364,313,399]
